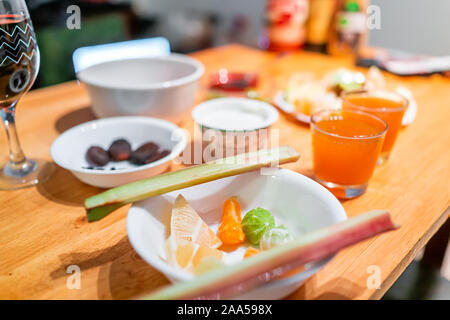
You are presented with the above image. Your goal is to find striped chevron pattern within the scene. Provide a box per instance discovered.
[0,21,37,67]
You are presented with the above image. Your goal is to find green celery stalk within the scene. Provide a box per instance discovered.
[85,146,300,222]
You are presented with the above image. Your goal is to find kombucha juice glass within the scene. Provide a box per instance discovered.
[342,90,408,164]
[311,109,387,199]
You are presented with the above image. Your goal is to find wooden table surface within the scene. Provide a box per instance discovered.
[0,45,448,300]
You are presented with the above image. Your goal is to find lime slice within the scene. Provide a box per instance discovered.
[260,225,294,250]
[242,208,275,245]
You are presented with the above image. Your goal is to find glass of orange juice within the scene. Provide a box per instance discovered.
[342,90,408,164]
[311,109,387,199]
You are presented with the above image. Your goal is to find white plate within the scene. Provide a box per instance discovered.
[274,89,417,126]
[50,116,187,188]
[273,91,311,124]
[127,168,347,300]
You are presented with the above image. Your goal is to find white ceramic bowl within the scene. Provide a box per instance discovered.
[50,116,187,188]
[77,54,204,123]
[192,97,279,131]
[127,168,347,300]
[192,98,279,161]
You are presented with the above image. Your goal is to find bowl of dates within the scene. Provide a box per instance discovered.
[51,116,187,188]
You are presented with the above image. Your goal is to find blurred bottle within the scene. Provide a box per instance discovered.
[305,0,337,53]
[328,0,368,56]
[264,0,309,51]
[227,14,252,45]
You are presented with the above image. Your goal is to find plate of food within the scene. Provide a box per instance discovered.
[274,67,417,126]
[127,168,348,299]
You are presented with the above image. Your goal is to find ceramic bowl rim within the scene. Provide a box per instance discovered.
[76,53,205,91]
[192,97,279,132]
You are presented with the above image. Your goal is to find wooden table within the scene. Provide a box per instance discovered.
[0,45,448,300]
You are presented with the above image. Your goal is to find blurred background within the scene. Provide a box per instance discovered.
[28,0,450,87]
[25,0,449,299]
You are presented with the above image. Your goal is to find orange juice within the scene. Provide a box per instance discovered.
[311,109,387,199]
[342,91,408,163]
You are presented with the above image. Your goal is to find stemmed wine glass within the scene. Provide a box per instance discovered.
[0,0,52,189]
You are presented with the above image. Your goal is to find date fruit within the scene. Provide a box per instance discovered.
[130,142,159,165]
[146,150,171,164]
[85,139,169,169]
[86,146,110,166]
[109,139,132,161]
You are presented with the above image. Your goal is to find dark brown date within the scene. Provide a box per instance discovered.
[85,139,169,168]
[86,146,110,166]
[145,150,171,164]
[108,139,131,161]
[130,142,159,165]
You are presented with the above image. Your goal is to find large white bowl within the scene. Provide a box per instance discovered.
[77,54,204,123]
[50,116,187,188]
[127,168,347,300]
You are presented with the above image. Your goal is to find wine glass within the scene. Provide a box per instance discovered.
[0,0,53,189]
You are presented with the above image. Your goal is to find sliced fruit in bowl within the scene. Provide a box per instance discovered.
[127,168,350,299]
[164,194,225,273]
[165,237,224,273]
[145,209,397,300]
[170,194,222,248]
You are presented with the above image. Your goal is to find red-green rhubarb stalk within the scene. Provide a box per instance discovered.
[85,146,300,222]
[144,210,398,300]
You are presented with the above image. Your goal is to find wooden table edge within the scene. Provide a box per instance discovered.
[370,206,449,300]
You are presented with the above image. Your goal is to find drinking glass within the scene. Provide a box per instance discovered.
[0,0,52,189]
[311,109,387,199]
[342,90,408,164]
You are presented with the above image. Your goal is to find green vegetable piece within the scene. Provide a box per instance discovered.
[339,82,364,93]
[260,225,294,250]
[85,146,300,222]
[242,208,275,245]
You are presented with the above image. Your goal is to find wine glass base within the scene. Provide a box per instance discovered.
[0,159,55,190]
[314,176,368,200]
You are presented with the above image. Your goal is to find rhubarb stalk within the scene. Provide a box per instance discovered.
[85,146,300,222]
[144,210,398,300]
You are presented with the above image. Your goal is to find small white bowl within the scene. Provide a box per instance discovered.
[77,54,204,123]
[192,98,279,161]
[192,97,279,131]
[127,168,347,300]
[50,116,187,188]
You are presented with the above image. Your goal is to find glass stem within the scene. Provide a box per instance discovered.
[1,103,27,170]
